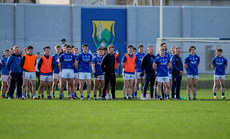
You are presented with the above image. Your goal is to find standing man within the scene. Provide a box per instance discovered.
[37,46,54,99]
[77,44,93,100]
[35,52,42,98]
[0,49,10,98]
[134,45,145,99]
[20,46,37,99]
[92,47,104,99]
[169,46,176,98]
[6,46,22,99]
[52,45,62,98]
[122,45,136,100]
[153,48,171,100]
[141,46,156,100]
[101,45,117,100]
[184,46,200,100]
[59,45,76,99]
[212,48,227,99]
[73,47,79,98]
[171,47,183,100]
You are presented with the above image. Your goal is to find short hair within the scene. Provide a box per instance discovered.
[97,47,103,51]
[138,45,144,49]
[160,43,166,47]
[13,45,19,50]
[74,47,78,50]
[55,45,61,49]
[4,49,9,52]
[103,47,108,51]
[27,46,33,50]
[63,44,68,48]
[189,46,196,52]
[175,47,181,50]
[82,43,88,48]
[217,48,223,52]
[133,47,137,51]
[66,45,71,49]
[127,45,133,49]
[23,48,27,51]
[9,47,13,51]
[70,45,75,48]
[43,46,50,51]
[148,46,153,50]
[108,45,114,50]
[36,52,40,55]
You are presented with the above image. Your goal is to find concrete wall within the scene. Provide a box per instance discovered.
[0,4,230,74]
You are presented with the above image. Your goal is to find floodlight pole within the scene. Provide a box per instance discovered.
[160,0,163,40]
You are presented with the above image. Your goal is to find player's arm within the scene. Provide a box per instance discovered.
[211,59,215,69]
[184,64,188,71]
[121,55,126,68]
[152,62,157,70]
[168,62,171,70]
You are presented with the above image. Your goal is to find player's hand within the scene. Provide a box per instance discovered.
[140,72,144,77]
[179,70,183,76]
[94,73,98,78]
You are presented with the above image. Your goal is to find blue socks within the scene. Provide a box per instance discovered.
[81,94,84,98]
[134,92,137,97]
[214,92,217,97]
[222,92,225,97]
[166,95,170,98]
[60,93,63,99]
[87,94,90,99]
[94,94,96,98]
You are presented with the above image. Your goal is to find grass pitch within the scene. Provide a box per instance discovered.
[0,89,229,139]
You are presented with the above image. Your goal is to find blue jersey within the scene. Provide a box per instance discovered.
[156,52,171,60]
[154,56,170,77]
[92,56,103,75]
[59,53,75,70]
[52,54,60,73]
[135,52,145,72]
[77,52,92,73]
[184,54,200,75]
[73,55,78,73]
[0,57,9,75]
[212,56,227,75]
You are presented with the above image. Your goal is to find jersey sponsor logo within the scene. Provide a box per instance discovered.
[92,20,115,48]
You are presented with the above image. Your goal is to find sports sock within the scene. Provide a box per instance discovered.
[166,95,170,98]
[193,92,196,99]
[222,92,225,97]
[214,92,217,97]
[87,94,90,99]
[81,94,83,98]
[134,92,137,97]
[94,94,96,98]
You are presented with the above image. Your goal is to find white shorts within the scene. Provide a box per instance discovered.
[157,76,170,83]
[1,75,9,82]
[61,69,74,79]
[94,75,104,80]
[214,75,225,80]
[53,73,61,80]
[24,71,36,81]
[135,72,145,79]
[187,75,199,79]
[74,73,79,79]
[79,72,91,80]
[40,75,52,82]
[123,73,135,80]
[168,74,172,80]
[22,71,25,79]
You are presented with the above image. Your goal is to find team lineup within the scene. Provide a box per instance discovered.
[0,40,228,100]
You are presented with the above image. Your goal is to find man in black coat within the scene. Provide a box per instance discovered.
[141,46,156,100]
[101,45,117,100]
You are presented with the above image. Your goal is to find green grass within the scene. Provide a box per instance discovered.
[0,89,230,139]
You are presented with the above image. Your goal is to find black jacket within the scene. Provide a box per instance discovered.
[171,55,183,75]
[101,53,115,74]
[141,53,156,74]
